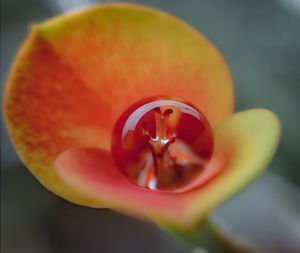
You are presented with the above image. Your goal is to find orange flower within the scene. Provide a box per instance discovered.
[3,3,280,230]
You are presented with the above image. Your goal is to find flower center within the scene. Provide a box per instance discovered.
[111,96,214,192]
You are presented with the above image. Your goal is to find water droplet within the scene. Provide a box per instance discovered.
[111,96,214,192]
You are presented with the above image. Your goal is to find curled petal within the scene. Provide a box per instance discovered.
[56,109,280,228]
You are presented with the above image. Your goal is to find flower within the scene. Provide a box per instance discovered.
[3,3,280,230]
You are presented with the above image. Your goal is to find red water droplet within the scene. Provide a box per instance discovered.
[111,96,214,192]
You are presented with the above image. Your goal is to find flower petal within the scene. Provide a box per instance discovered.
[183,109,280,227]
[4,35,110,207]
[4,3,233,206]
[55,109,280,228]
[37,3,234,129]
[55,148,185,220]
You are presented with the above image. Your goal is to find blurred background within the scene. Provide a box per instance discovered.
[1,0,300,252]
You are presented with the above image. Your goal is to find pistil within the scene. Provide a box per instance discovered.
[143,108,177,187]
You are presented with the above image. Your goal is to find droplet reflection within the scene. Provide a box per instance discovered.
[111,96,214,192]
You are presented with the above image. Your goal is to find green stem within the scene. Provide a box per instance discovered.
[159,219,254,253]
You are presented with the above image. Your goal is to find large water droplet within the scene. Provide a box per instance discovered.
[111,96,214,192]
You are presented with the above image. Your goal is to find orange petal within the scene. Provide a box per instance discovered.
[55,109,280,229]
[38,3,234,129]
[4,3,233,206]
[4,35,109,207]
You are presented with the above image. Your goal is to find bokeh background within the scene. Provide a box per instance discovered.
[1,0,300,252]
